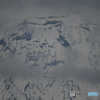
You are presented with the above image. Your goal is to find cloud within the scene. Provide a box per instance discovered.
[0,0,100,25]
[0,58,39,78]
[48,62,100,83]
[48,49,100,83]
[0,47,100,84]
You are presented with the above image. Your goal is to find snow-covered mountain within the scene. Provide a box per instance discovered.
[0,13,100,100]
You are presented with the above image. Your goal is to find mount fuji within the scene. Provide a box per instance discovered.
[0,13,100,100]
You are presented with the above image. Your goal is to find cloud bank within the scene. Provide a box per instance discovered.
[0,0,100,25]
